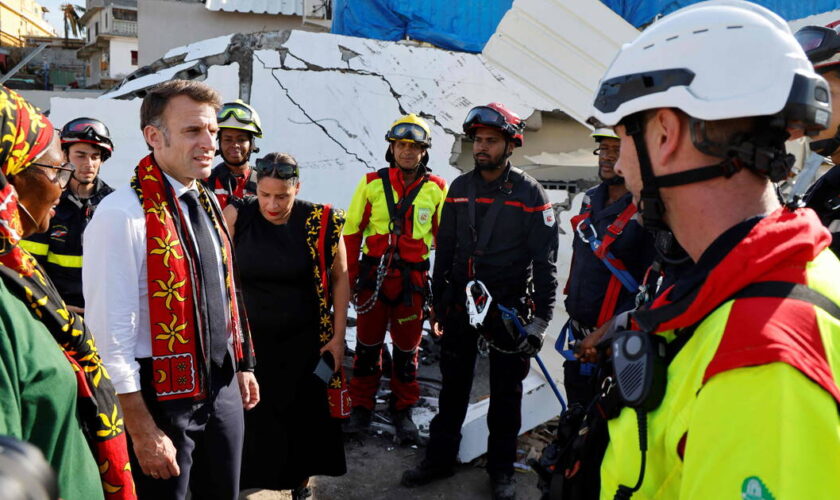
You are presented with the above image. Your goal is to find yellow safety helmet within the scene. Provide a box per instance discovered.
[591,128,619,141]
[385,113,432,148]
[217,100,263,138]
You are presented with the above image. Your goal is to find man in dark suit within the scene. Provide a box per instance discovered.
[84,80,259,500]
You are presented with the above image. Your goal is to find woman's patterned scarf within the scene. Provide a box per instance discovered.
[303,202,350,418]
[131,154,254,401]
[0,87,135,497]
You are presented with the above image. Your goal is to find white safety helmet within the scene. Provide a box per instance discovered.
[590,0,830,135]
[591,128,619,141]
[588,0,832,233]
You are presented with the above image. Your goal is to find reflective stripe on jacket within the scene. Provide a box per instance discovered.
[20,178,113,308]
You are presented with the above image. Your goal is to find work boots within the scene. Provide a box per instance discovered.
[391,406,419,445]
[490,472,516,500]
[400,460,455,487]
[343,406,372,434]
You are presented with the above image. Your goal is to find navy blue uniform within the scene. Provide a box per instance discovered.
[427,165,559,477]
[564,183,655,329]
[21,178,113,308]
[805,164,840,255]
[563,183,655,405]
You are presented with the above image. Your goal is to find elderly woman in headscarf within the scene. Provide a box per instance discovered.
[0,87,135,500]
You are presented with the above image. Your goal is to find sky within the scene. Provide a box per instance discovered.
[39,0,84,39]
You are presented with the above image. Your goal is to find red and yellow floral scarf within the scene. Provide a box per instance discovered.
[304,203,350,418]
[131,154,254,401]
[0,87,135,497]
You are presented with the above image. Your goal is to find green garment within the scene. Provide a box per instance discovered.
[0,277,103,500]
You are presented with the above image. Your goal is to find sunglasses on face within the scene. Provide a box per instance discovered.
[29,162,75,189]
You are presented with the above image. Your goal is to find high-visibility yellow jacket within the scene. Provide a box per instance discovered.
[601,208,840,500]
[343,166,447,282]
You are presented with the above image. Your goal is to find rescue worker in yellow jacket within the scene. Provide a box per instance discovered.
[343,114,447,443]
[587,2,840,499]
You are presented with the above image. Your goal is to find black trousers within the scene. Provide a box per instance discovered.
[130,354,244,500]
[425,308,531,477]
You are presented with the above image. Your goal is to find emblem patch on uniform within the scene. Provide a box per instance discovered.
[50,225,68,242]
[417,207,432,225]
[542,208,556,227]
[741,476,775,500]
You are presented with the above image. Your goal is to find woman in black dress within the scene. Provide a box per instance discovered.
[224,152,349,499]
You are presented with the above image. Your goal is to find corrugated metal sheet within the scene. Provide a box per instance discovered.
[204,0,303,16]
[483,0,638,126]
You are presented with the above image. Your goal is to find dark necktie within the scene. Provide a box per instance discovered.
[181,190,228,367]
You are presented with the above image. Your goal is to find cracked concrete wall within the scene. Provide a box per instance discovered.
[49,27,593,444]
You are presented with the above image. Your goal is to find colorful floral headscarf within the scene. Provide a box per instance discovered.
[0,86,54,271]
[0,86,135,498]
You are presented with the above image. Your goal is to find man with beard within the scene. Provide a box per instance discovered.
[344,114,447,444]
[401,103,558,500]
[204,100,262,208]
[21,117,115,314]
[561,128,655,407]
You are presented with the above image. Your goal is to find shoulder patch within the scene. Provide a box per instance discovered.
[542,207,556,227]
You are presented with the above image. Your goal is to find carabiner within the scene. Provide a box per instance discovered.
[576,220,598,244]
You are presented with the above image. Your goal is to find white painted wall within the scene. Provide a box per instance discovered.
[109,37,138,79]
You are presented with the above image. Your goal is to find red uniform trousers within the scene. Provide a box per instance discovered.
[350,270,425,412]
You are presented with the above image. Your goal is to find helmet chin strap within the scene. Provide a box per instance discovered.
[221,150,250,168]
[810,125,840,156]
[398,163,421,174]
[602,174,625,186]
[71,171,93,186]
[625,113,794,231]
[474,137,513,171]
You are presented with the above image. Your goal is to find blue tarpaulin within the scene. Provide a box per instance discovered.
[331,0,514,53]
[601,1,839,28]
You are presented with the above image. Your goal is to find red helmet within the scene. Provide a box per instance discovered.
[60,117,114,160]
[462,102,525,147]
[795,20,840,72]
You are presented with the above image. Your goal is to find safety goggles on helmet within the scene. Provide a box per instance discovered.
[218,102,263,137]
[795,25,840,66]
[463,106,512,134]
[463,104,525,147]
[60,117,113,156]
[254,157,299,179]
[219,103,255,124]
[387,122,430,145]
[63,118,109,138]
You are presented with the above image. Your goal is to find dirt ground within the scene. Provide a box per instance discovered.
[241,430,547,500]
[239,338,555,500]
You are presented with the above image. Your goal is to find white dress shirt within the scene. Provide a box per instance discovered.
[83,173,228,394]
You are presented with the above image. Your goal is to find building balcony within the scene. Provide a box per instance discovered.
[77,20,137,58]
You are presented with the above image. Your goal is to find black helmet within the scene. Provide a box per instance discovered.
[60,117,114,160]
